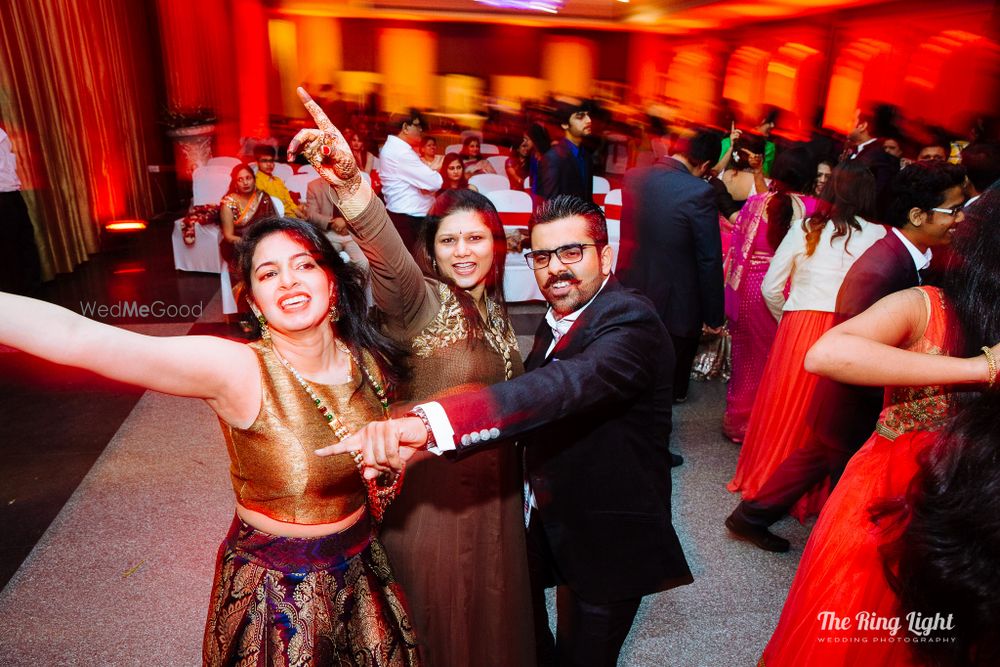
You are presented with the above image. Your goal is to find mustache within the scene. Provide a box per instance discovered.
[544,272,578,288]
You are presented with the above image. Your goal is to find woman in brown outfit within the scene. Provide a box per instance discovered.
[290,88,535,667]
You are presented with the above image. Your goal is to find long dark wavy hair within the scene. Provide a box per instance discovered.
[414,189,509,339]
[439,153,471,192]
[877,184,1000,666]
[764,147,817,251]
[235,216,410,388]
[802,159,876,257]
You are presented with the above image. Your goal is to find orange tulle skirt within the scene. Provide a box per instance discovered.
[728,309,834,523]
[759,429,934,667]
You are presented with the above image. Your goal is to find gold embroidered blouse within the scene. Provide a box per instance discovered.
[218,342,381,524]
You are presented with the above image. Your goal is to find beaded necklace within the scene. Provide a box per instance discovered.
[273,339,402,522]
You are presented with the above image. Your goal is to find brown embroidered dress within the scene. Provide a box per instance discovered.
[347,197,535,667]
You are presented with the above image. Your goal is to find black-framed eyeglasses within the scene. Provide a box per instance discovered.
[929,204,964,217]
[524,243,601,269]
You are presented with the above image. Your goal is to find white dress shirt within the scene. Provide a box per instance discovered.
[849,138,877,159]
[378,134,442,216]
[890,227,932,278]
[0,128,22,192]
[761,216,886,320]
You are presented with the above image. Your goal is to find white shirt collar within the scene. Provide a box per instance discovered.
[891,227,932,272]
[851,138,877,157]
[544,276,611,355]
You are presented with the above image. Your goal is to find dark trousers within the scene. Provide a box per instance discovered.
[386,210,423,257]
[733,436,858,528]
[527,518,641,667]
[0,190,41,295]
[670,333,700,401]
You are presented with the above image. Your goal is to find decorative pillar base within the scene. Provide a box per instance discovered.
[167,124,216,181]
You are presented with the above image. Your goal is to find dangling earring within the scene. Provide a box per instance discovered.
[329,303,340,322]
[248,302,271,343]
[432,259,439,274]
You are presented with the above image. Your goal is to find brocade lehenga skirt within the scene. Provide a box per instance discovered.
[203,513,421,667]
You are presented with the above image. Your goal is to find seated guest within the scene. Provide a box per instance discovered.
[505,133,534,190]
[345,128,377,174]
[459,136,496,177]
[419,136,442,172]
[917,141,950,162]
[253,145,304,218]
[812,160,833,197]
[438,153,478,194]
[219,163,276,257]
[303,176,368,270]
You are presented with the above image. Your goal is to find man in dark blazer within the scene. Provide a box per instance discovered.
[538,100,594,201]
[726,161,967,552]
[618,129,725,403]
[325,196,692,667]
[845,107,901,222]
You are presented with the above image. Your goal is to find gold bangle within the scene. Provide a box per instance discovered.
[981,346,997,387]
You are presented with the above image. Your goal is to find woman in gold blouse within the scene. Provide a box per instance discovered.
[0,217,418,666]
[290,88,534,667]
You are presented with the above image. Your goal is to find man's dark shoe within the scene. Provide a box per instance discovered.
[725,512,790,553]
[670,452,684,467]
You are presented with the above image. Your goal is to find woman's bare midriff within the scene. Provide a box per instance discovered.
[236,503,366,538]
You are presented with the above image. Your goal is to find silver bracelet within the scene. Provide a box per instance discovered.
[407,407,437,449]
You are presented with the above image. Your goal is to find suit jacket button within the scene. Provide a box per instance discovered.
[479,429,491,441]
[489,427,500,439]
[461,434,471,446]
[470,431,481,444]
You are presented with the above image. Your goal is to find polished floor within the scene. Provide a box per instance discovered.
[0,221,809,665]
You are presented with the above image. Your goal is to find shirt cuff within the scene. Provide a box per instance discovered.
[414,401,456,454]
[336,179,374,220]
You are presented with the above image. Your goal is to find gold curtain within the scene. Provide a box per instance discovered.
[0,0,156,278]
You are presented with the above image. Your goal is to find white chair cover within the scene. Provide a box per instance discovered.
[296,164,318,178]
[604,188,622,207]
[470,173,510,194]
[285,174,314,203]
[192,168,232,206]
[206,156,241,168]
[592,175,611,195]
[480,143,500,155]
[445,144,462,154]
[485,189,533,212]
[272,163,295,181]
[487,155,508,174]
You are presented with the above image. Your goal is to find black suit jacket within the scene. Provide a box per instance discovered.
[539,138,593,201]
[808,231,919,450]
[854,140,901,223]
[435,277,692,604]
[618,157,724,338]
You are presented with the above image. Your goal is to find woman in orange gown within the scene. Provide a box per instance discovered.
[761,186,1000,666]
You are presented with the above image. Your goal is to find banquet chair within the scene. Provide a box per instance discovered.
[192,167,232,206]
[487,155,508,174]
[285,174,314,205]
[603,188,622,245]
[485,189,533,231]
[206,156,241,168]
[470,173,510,194]
[479,143,500,155]
[296,164,318,178]
[592,176,611,206]
[445,144,462,154]
[218,196,284,315]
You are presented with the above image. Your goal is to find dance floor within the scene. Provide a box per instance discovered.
[0,218,812,665]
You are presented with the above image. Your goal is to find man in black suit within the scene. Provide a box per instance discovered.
[539,100,594,201]
[618,130,725,403]
[845,107,901,221]
[325,196,692,667]
[726,161,967,552]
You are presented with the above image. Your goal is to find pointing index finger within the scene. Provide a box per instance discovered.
[297,86,335,133]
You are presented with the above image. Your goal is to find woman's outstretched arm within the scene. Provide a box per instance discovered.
[0,292,258,417]
[805,288,996,387]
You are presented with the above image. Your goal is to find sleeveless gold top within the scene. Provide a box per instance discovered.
[218,342,382,524]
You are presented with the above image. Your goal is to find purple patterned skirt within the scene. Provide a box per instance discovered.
[203,513,421,667]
